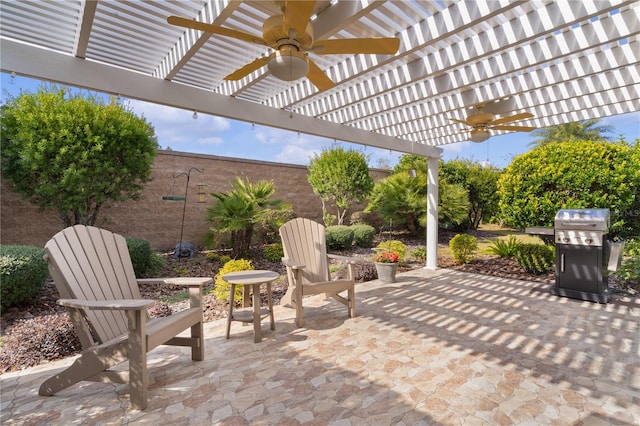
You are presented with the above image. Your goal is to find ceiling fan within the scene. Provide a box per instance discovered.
[450,104,536,142]
[167,1,400,91]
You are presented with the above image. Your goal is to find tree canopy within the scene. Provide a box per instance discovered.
[440,159,501,229]
[529,119,613,147]
[1,86,158,226]
[307,147,373,226]
[498,140,640,237]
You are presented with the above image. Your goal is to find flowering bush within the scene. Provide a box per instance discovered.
[374,251,399,263]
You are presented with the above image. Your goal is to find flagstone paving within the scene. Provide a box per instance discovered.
[2,268,638,425]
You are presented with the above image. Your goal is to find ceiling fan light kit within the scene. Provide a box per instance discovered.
[268,46,309,81]
[469,128,491,143]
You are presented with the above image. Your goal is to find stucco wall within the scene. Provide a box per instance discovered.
[1,150,389,249]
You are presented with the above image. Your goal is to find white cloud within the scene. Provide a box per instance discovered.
[275,144,320,165]
[125,98,231,150]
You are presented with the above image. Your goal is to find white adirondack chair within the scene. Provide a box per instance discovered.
[38,225,212,410]
[279,218,357,327]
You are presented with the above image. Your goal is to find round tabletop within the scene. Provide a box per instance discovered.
[222,270,279,285]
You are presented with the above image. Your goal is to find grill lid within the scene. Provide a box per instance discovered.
[554,209,610,232]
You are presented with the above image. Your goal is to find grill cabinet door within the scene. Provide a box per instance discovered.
[555,244,604,294]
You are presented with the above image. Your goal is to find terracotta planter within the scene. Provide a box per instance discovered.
[375,262,398,283]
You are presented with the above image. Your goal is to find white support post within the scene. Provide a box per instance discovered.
[425,156,439,269]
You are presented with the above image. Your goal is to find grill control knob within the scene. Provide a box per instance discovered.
[563,237,570,243]
[585,238,593,244]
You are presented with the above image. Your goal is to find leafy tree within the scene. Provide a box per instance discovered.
[1,86,157,226]
[366,155,469,235]
[366,173,424,235]
[498,140,640,237]
[307,147,373,225]
[207,177,284,257]
[440,159,501,229]
[529,119,613,147]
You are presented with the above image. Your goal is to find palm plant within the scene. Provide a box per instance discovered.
[529,119,613,147]
[207,177,283,257]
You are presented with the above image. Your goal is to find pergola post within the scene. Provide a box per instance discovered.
[425,156,438,270]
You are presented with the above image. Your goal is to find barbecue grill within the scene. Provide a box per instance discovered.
[551,208,612,303]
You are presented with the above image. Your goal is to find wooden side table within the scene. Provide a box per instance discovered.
[223,270,278,343]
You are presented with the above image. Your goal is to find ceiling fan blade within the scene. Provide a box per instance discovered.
[449,118,469,125]
[312,38,400,55]
[224,55,272,81]
[491,125,536,132]
[168,16,266,45]
[307,58,335,91]
[489,112,534,126]
[283,1,316,38]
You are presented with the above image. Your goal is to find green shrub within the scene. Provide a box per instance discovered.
[213,259,254,303]
[325,225,354,250]
[263,243,284,262]
[487,235,520,258]
[0,245,49,312]
[220,255,232,265]
[375,240,407,262]
[514,243,555,274]
[254,208,296,244]
[623,238,640,257]
[449,234,478,264]
[126,237,166,278]
[206,252,219,262]
[409,246,427,263]
[614,255,639,285]
[351,224,376,248]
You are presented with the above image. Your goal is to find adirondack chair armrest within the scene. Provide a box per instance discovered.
[57,299,155,311]
[136,277,212,287]
[327,254,360,264]
[282,258,305,269]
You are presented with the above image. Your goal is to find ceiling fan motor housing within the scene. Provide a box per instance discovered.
[466,111,495,125]
[263,15,313,48]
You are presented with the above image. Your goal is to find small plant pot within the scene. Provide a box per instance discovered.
[375,262,398,283]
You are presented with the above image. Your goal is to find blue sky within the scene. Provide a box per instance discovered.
[2,72,639,169]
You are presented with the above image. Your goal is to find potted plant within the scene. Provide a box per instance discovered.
[374,251,399,283]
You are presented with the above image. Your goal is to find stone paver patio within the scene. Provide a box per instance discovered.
[2,268,639,425]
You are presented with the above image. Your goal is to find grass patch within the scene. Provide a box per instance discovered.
[159,291,190,303]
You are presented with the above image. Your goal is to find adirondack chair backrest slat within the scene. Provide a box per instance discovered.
[45,229,123,341]
[45,225,141,345]
[280,218,330,284]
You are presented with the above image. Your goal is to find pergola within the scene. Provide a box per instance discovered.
[1,0,639,268]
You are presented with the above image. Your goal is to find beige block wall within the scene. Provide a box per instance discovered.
[1,150,389,250]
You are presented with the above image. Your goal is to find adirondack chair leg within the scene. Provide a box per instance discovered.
[347,263,356,318]
[127,309,148,410]
[189,286,204,361]
[294,274,304,328]
[281,285,294,307]
[348,286,356,318]
[39,342,128,397]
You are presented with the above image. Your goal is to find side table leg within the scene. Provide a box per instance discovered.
[253,283,261,343]
[267,282,275,331]
[242,284,251,326]
[226,283,235,339]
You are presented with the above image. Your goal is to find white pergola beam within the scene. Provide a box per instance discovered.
[0,39,442,158]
